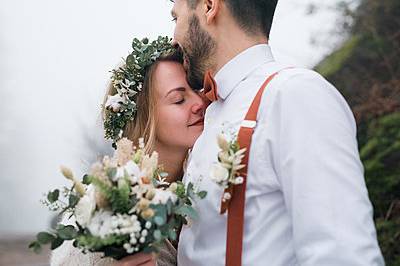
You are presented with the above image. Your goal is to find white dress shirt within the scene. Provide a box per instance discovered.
[178,44,384,266]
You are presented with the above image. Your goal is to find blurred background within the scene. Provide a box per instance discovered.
[0,0,398,265]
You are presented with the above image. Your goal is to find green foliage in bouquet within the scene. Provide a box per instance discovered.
[29,138,207,260]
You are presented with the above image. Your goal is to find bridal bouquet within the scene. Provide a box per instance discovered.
[29,138,206,260]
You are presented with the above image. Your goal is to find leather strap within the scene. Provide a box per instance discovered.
[224,70,283,266]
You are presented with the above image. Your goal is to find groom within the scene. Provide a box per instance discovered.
[171,0,384,265]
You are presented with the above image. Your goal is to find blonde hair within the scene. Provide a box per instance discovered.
[103,51,183,153]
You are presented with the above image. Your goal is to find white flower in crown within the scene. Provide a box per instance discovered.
[105,94,127,112]
[210,133,246,193]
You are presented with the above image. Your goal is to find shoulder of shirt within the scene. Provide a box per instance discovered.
[252,63,355,126]
[250,63,330,91]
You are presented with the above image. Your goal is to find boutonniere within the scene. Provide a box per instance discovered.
[210,133,246,209]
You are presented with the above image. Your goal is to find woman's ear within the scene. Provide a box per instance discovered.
[203,0,221,25]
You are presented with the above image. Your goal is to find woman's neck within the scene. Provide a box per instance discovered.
[153,142,187,183]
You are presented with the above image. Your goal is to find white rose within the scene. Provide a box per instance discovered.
[151,189,177,204]
[124,160,143,183]
[114,161,143,183]
[74,185,96,226]
[210,164,229,184]
[111,166,129,182]
[87,210,113,238]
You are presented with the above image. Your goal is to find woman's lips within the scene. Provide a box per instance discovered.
[189,118,204,127]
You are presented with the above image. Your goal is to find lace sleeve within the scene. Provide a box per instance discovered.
[49,215,115,266]
[50,241,115,266]
[157,240,177,266]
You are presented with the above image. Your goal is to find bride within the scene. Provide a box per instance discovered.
[51,43,206,266]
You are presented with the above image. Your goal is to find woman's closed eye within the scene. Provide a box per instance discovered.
[166,87,186,104]
[174,98,185,104]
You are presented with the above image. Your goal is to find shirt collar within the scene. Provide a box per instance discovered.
[214,44,274,100]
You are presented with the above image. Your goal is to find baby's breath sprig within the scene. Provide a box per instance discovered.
[104,36,175,145]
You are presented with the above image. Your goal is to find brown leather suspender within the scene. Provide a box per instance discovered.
[223,71,282,266]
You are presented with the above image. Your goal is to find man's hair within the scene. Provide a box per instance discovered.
[187,0,278,37]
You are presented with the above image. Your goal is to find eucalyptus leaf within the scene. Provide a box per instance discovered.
[50,237,64,250]
[168,229,177,241]
[29,241,42,254]
[153,230,162,241]
[197,191,207,199]
[37,232,55,244]
[82,174,92,185]
[47,189,60,203]
[57,225,77,240]
[69,194,79,208]
[154,216,165,226]
[175,205,199,220]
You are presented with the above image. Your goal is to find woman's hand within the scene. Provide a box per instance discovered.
[113,253,156,266]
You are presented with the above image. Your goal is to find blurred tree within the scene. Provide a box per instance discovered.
[314,0,400,264]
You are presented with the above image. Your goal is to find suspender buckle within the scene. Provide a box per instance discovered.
[241,120,257,128]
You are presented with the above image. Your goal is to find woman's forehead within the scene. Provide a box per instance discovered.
[154,61,187,95]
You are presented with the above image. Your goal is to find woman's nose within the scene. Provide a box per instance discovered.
[191,98,206,115]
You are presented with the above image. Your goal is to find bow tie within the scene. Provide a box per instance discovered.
[202,71,218,102]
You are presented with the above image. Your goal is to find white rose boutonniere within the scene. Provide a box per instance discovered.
[210,133,246,202]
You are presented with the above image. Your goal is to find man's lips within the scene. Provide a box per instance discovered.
[188,118,204,127]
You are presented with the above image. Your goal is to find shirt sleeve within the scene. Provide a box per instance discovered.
[271,69,385,266]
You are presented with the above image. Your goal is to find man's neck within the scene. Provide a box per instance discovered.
[213,33,268,75]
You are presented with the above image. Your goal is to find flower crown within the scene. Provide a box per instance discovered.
[103,36,175,145]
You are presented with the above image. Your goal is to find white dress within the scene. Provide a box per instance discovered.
[50,239,177,266]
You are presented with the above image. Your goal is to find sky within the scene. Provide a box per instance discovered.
[0,0,341,235]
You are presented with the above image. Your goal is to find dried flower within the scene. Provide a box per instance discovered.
[60,165,85,196]
[137,198,150,210]
[141,151,159,179]
[115,138,134,165]
[217,133,230,151]
[168,182,178,193]
[60,166,74,180]
[145,189,156,200]
[141,208,155,219]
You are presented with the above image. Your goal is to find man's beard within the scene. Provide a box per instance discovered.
[181,15,216,91]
